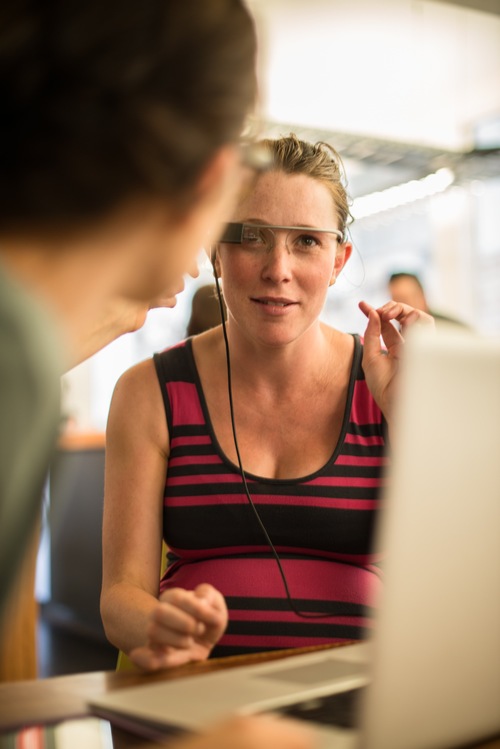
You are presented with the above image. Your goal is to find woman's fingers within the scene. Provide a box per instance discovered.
[128,643,197,670]
[192,584,229,643]
[145,586,226,649]
[160,587,225,626]
[194,584,229,619]
[375,300,435,332]
[359,299,432,353]
[359,301,402,355]
[127,586,228,671]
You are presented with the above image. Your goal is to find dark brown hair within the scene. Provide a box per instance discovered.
[389,272,424,291]
[187,284,225,336]
[0,0,257,234]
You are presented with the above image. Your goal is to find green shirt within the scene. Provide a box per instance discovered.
[0,263,64,619]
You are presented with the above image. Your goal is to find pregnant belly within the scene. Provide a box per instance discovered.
[160,555,381,655]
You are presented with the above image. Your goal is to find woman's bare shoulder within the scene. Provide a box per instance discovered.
[108,356,166,443]
[113,356,159,396]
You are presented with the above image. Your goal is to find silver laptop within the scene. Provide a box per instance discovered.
[90,327,500,749]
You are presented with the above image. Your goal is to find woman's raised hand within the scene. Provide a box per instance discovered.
[359,300,435,423]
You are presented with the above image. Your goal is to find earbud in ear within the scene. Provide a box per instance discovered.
[210,246,222,280]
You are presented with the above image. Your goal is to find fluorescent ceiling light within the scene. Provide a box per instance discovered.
[352,168,455,219]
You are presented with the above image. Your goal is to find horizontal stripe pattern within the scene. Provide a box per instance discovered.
[153,335,387,655]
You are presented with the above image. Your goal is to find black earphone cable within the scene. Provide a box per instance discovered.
[213,266,335,619]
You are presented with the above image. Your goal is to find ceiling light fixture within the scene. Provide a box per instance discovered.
[352,168,455,219]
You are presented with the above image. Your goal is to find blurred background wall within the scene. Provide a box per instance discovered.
[62,0,500,432]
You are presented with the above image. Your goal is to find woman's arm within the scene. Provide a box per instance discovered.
[100,358,227,670]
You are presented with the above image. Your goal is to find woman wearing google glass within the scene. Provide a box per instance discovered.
[101,133,433,671]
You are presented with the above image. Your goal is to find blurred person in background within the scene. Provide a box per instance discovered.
[388,272,470,329]
[187,285,226,337]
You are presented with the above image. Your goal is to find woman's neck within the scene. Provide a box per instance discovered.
[222,321,347,396]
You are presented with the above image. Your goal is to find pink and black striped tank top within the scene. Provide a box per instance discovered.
[154,335,387,657]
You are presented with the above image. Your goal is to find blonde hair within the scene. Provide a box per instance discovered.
[258,134,353,240]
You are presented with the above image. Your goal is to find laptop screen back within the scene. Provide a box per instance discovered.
[362,327,500,749]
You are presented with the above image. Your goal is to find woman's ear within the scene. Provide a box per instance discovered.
[331,241,353,284]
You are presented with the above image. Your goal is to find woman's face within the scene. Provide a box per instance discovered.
[216,170,351,347]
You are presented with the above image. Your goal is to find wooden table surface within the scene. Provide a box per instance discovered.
[1,644,499,748]
[0,645,335,744]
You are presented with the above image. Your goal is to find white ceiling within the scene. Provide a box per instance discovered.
[247,0,500,158]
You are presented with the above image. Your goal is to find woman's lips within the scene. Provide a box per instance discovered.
[251,297,296,307]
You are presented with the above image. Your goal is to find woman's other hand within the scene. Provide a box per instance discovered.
[128,583,228,670]
[173,715,316,749]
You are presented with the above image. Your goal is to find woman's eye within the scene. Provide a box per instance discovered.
[295,233,322,250]
[242,229,267,249]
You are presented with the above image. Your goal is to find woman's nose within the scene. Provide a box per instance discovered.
[261,235,293,281]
